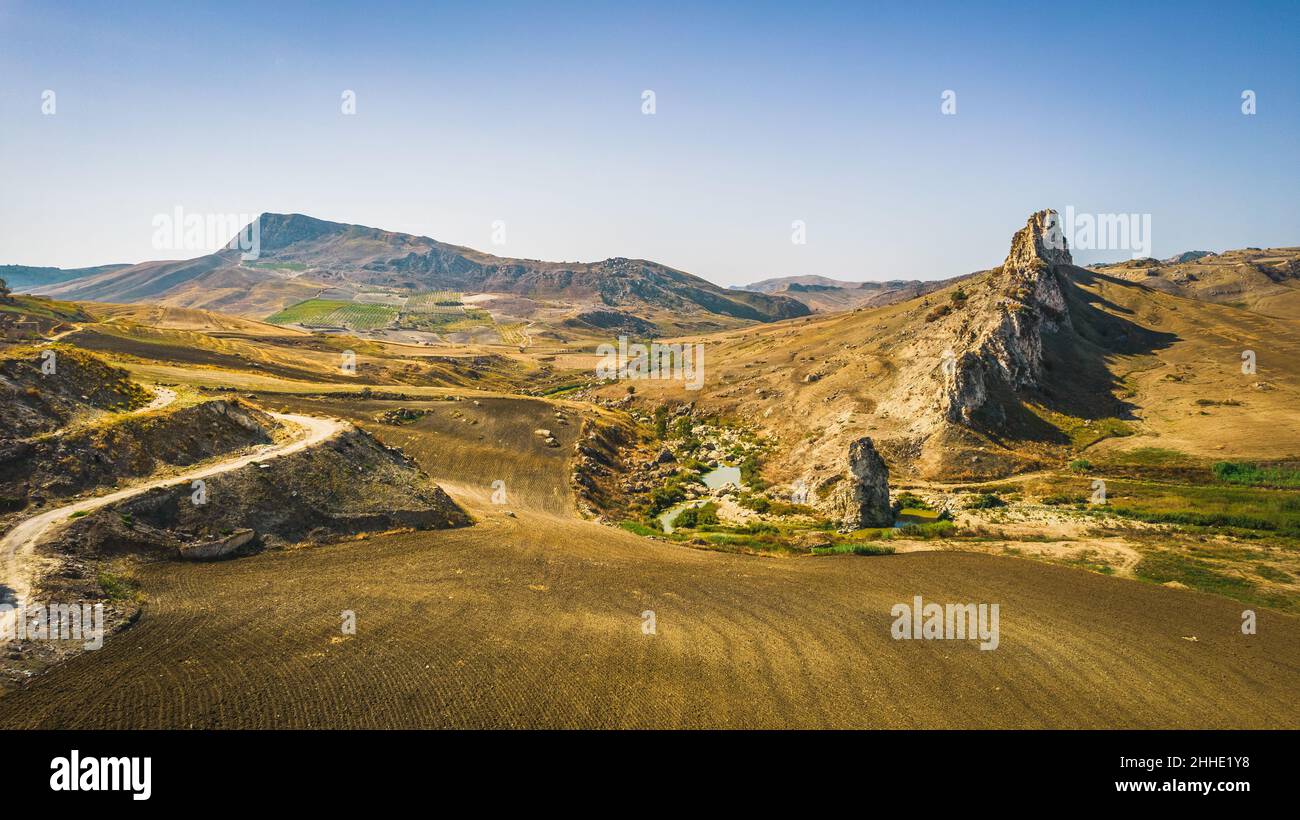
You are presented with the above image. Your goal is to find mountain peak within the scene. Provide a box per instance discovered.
[1004,209,1073,271]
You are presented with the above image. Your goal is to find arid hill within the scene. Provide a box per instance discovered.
[32,213,810,327]
[47,425,470,561]
[1090,247,1300,318]
[0,344,150,440]
[594,210,1300,523]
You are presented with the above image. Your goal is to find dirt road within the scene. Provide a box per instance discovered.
[0,411,344,641]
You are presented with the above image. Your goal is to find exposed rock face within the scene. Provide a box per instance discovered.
[826,437,891,529]
[179,528,255,561]
[939,209,1073,425]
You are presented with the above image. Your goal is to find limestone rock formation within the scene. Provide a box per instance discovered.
[939,209,1073,425]
[826,437,892,530]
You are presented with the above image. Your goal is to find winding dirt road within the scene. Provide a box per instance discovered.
[0,411,344,640]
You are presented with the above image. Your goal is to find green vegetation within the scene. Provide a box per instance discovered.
[249,261,308,272]
[893,491,929,510]
[97,570,140,602]
[810,543,895,556]
[893,521,957,539]
[966,492,1006,509]
[1026,405,1135,449]
[739,453,765,490]
[1135,551,1265,603]
[672,502,719,529]
[1094,479,1300,537]
[1069,459,1092,472]
[266,299,398,330]
[1212,461,1300,488]
[1109,447,1192,467]
[619,520,661,537]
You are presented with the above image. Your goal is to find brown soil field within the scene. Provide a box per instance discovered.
[1,393,1296,729]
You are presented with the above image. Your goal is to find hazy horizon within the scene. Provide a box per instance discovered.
[2,0,1297,284]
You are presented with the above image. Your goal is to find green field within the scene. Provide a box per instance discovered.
[405,291,465,314]
[266,299,397,330]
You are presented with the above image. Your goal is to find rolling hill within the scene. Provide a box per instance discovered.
[32,213,809,329]
[593,210,1300,495]
[1090,247,1300,318]
[0,263,130,292]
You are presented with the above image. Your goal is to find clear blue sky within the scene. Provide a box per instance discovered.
[2,0,1297,284]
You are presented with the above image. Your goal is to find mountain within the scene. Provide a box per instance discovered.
[736,274,954,313]
[0,264,130,292]
[34,213,809,327]
[1089,247,1300,317]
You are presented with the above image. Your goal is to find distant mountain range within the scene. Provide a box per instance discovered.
[1,264,130,292]
[736,274,960,312]
[21,214,810,324]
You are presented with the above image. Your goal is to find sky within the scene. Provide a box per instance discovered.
[1,0,1297,285]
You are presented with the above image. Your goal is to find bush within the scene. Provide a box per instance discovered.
[738,493,770,513]
[673,502,719,529]
[967,492,1006,509]
[894,491,929,510]
[1069,459,1092,472]
[925,304,953,323]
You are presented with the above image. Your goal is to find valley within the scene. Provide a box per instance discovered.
[1,210,1297,728]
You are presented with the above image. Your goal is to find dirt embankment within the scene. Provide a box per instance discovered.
[0,399,277,509]
[571,412,639,518]
[44,426,470,563]
[0,344,149,440]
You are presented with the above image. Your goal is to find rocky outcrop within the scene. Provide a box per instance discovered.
[826,437,891,530]
[939,209,1073,425]
[179,528,255,561]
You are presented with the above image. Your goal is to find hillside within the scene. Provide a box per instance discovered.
[1090,247,1300,317]
[0,264,130,292]
[32,213,810,330]
[590,210,1300,500]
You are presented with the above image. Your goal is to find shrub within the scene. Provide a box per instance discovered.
[673,502,719,529]
[894,491,930,510]
[967,492,1005,509]
[1069,459,1092,472]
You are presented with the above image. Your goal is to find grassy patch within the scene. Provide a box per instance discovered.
[619,520,661,538]
[1026,405,1135,449]
[810,542,895,556]
[97,570,140,602]
[1212,461,1300,488]
[1135,551,1255,596]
